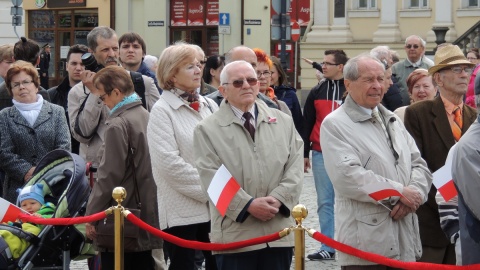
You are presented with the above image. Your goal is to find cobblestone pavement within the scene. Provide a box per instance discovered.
[71,171,340,269]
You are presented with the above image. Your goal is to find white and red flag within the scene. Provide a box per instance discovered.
[0,197,26,223]
[432,144,458,202]
[207,165,241,217]
[360,182,403,201]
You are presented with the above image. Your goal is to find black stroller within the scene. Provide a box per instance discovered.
[0,150,94,269]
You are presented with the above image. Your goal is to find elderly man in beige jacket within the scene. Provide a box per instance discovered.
[194,60,303,270]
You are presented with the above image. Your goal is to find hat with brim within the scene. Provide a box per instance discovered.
[42,43,50,49]
[428,44,475,75]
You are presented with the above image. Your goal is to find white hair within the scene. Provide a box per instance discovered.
[143,55,158,71]
[220,60,256,85]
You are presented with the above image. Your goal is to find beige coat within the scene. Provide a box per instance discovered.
[193,100,304,254]
[86,101,162,252]
[320,95,432,266]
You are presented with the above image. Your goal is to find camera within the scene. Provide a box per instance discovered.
[81,53,104,72]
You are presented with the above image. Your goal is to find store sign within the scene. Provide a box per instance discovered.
[270,0,310,26]
[47,0,86,8]
[171,0,187,26]
[244,19,261,25]
[148,21,165,27]
[206,0,219,25]
[188,0,204,26]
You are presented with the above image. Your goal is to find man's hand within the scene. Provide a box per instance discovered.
[304,158,311,173]
[81,70,97,93]
[247,197,279,222]
[265,196,281,209]
[24,167,36,182]
[86,223,97,240]
[302,57,313,65]
[390,201,412,220]
[400,186,422,211]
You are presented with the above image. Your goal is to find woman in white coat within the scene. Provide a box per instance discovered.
[147,42,218,270]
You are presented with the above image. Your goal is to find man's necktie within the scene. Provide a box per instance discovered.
[452,107,463,142]
[243,112,255,140]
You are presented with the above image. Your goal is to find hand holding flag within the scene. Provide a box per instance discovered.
[207,165,241,217]
[432,144,458,202]
[0,197,29,223]
[360,182,405,211]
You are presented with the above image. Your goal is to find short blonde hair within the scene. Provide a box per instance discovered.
[0,44,14,62]
[157,42,197,90]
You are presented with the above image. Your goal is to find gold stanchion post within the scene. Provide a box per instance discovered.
[112,187,127,270]
[292,204,308,270]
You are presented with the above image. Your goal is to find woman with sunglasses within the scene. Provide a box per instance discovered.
[147,42,218,270]
[0,61,70,203]
[252,48,291,116]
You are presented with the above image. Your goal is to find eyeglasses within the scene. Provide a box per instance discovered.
[405,44,420,49]
[257,71,272,78]
[467,57,478,61]
[447,66,473,74]
[200,60,207,65]
[11,79,34,90]
[223,78,258,88]
[99,93,109,101]
[320,62,339,66]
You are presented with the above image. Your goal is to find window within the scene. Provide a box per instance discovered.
[334,0,346,18]
[469,0,479,7]
[359,0,376,9]
[410,0,428,8]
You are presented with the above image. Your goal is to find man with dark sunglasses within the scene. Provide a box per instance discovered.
[392,35,434,106]
[194,60,303,269]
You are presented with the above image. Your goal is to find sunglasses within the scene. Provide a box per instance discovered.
[405,44,420,49]
[223,78,258,88]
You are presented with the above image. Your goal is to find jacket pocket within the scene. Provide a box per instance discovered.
[355,211,399,258]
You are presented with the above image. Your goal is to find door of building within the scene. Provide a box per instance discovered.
[171,28,219,56]
[28,9,98,87]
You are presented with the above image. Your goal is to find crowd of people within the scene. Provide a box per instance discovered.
[0,27,479,270]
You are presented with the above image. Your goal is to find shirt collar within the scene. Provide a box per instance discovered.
[440,94,463,115]
[229,104,256,122]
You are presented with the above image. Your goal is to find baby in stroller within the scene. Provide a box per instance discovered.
[0,149,94,269]
[0,184,56,259]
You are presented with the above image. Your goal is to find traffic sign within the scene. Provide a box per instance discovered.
[219,25,231,35]
[291,21,300,42]
[219,13,230,25]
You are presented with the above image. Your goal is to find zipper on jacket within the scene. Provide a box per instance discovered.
[253,143,257,152]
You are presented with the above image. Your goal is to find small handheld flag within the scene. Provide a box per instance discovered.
[207,165,241,217]
[0,197,27,223]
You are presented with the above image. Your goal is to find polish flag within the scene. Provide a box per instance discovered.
[432,145,458,202]
[207,165,241,216]
[0,197,25,223]
[360,182,403,201]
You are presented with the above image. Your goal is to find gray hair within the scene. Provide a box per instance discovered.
[370,46,391,62]
[344,53,385,81]
[87,26,117,52]
[143,55,158,71]
[220,60,256,85]
[405,35,426,47]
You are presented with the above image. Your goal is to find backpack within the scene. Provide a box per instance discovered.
[129,71,146,109]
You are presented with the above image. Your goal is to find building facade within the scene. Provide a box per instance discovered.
[0,0,478,92]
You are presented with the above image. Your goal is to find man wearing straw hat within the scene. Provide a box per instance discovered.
[404,44,477,264]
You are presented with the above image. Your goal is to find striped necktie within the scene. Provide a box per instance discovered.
[452,107,463,142]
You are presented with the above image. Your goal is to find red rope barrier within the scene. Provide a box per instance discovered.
[126,213,284,251]
[310,231,480,269]
[18,211,107,226]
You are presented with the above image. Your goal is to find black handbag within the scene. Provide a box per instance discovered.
[95,144,142,252]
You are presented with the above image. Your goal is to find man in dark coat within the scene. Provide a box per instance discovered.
[48,44,88,154]
[404,44,477,265]
[39,43,51,89]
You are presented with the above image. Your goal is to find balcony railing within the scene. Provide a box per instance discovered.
[454,20,480,53]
